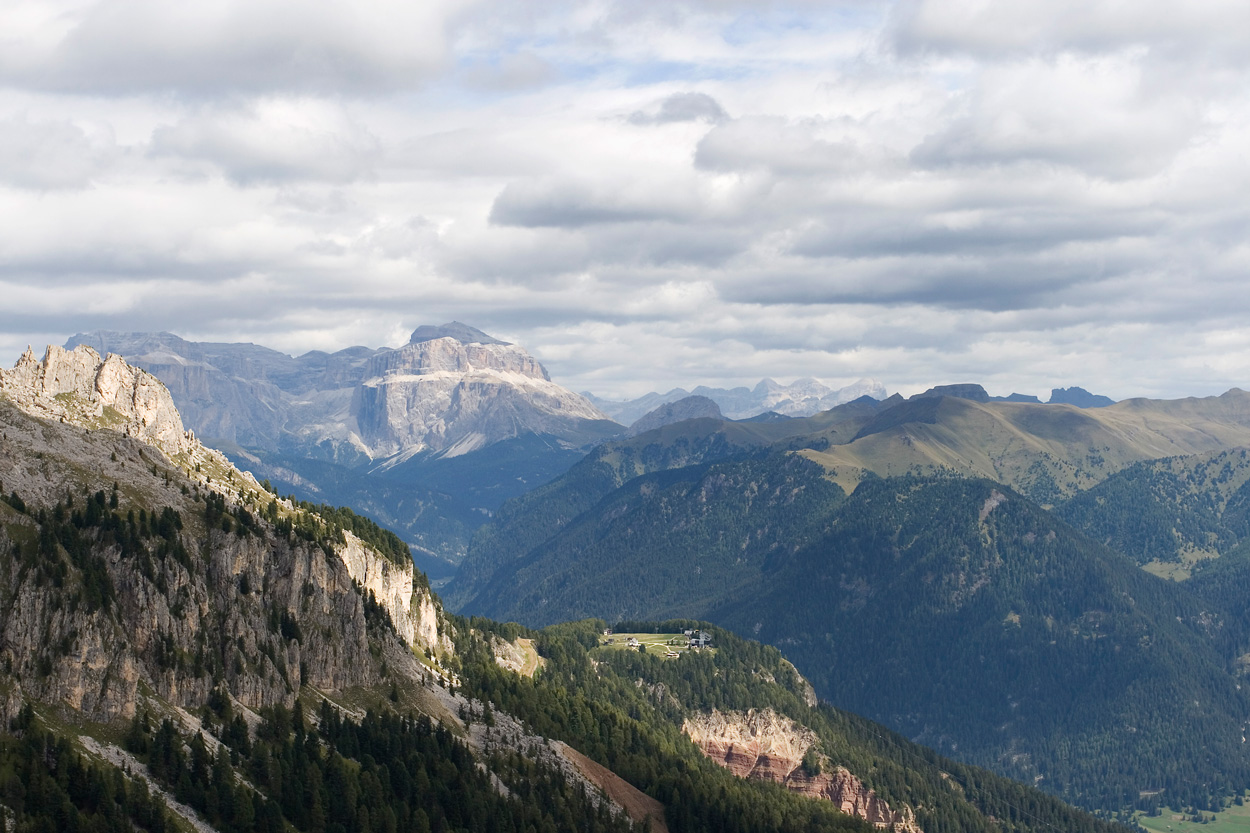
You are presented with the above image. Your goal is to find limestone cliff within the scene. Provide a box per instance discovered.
[354,330,611,458]
[683,708,921,832]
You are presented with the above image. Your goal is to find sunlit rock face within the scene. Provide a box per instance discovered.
[683,708,921,832]
[353,327,611,458]
[0,344,191,455]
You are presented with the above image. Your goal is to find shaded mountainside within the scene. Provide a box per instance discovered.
[457,454,1250,812]
[443,406,871,610]
[449,388,1250,610]
[459,453,846,623]
[715,477,1250,810]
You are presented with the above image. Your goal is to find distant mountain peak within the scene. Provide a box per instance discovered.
[910,383,990,403]
[409,322,510,346]
[1049,386,1115,408]
[627,394,723,437]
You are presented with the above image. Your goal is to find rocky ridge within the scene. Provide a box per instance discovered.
[683,708,920,832]
[69,324,616,462]
[0,344,192,455]
[0,346,450,725]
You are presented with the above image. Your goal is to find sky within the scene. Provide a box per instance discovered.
[1,0,1248,401]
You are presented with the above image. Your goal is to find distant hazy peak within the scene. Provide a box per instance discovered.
[1049,386,1116,408]
[627,394,723,437]
[409,322,510,346]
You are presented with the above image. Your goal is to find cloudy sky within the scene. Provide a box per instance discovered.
[1,0,1248,401]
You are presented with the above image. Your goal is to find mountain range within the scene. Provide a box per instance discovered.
[449,381,1250,813]
[0,343,1128,833]
[66,325,621,571]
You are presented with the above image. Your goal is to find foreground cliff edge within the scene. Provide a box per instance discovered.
[0,345,1129,832]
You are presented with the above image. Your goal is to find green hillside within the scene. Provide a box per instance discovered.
[716,476,1250,810]
[457,617,1131,833]
[1056,447,1250,578]
[444,408,866,610]
[460,453,846,622]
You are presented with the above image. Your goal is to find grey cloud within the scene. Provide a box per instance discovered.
[628,92,728,125]
[149,102,381,185]
[0,116,118,190]
[791,205,1166,260]
[890,0,1250,63]
[908,60,1203,180]
[0,0,463,96]
[489,180,691,228]
[460,51,560,92]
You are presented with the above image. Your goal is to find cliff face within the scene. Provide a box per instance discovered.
[354,334,610,457]
[683,709,920,832]
[0,347,450,725]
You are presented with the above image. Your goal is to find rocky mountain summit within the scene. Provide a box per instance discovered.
[626,394,723,437]
[0,343,192,455]
[356,325,610,458]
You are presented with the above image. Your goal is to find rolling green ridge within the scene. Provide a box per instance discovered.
[460,453,846,623]
[715,477,1250,810]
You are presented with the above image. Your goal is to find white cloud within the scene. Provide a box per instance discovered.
[150,99,382,184]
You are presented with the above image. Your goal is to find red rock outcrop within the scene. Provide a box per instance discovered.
[683,709,921,832]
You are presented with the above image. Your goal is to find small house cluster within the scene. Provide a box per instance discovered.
[684,629,712,649]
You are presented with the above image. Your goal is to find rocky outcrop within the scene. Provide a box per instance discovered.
[0,344,191,455]
[683,709,920,832]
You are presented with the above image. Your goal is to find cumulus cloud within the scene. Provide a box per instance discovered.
[149,99,382,184]
[0,0,470,95]
[910,54,1203,179]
